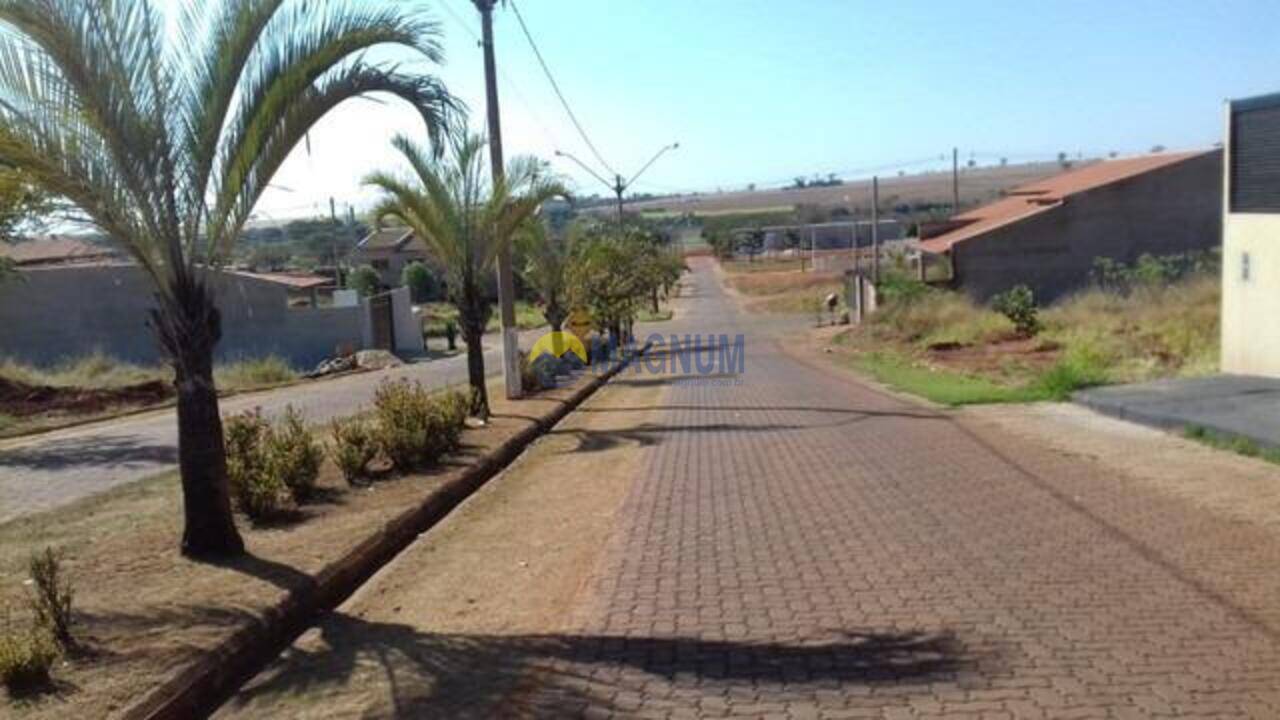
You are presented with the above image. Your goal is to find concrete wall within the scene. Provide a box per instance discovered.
[1221,214,1280,376]
[950,151,1223,302]
[0,265,364,369]
[389,286,424,355]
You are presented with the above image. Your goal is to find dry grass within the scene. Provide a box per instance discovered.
[840,272,1221,399]
[0,354,299,394]
[1042,274,1220,382]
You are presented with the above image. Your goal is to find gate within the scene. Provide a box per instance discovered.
[368,292,396,351]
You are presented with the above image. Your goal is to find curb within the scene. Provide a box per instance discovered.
[121,345,649,720]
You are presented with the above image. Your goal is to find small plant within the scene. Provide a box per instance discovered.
[0,623,58,695]
[328,418,379,484]
[444,320,458,351]
[27,549,73,650]
[991,284,1041,337]
[223,409,292,520]
[266,406,322,502]
[372,382,467,471]
[518,351,543,393]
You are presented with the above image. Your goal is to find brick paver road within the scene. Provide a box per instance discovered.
[504,258,1280,718]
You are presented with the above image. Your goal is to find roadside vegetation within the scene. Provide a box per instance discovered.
[1183,425,1280,466]
[0,355,302,438]
[827,252,1220,405]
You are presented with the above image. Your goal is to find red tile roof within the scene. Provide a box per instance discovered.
[919,151,1215,254]
[228,270,332,290]
[0,236,118,265]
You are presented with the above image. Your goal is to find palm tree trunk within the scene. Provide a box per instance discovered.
[651,286,660,314]
[458,279,490,419]
[152,275,244,558]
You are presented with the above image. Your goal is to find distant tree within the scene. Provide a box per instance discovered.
[967,158,976,168]
[1057,151,1069,167]
[1109,151,1119,159]
[793,177,808,189]
[747,183,756,192]
[1150,144,1166,154]
[401,261,439,303]
[348,266,382,298]
[1000,157,1008,167]
[0,167,52,242]
[516,221,571,331]
[247,245,291,272]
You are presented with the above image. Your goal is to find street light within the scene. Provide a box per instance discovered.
[556,142,679,226]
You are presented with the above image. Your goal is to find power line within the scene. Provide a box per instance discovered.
[508,0,616,179]
[438,0,563,151]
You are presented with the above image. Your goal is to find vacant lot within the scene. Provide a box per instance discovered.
[824,272,1220,405]
[628,160,1071,216]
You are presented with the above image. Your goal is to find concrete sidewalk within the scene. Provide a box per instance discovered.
[1075,374,1280,449]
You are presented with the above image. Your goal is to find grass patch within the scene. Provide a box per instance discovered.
[636,307,674,323]
[420,301,547,337]
[1184,425,1280,465]
[214,356,298,392]
[0,352,164,389]
[849,351,1050,406]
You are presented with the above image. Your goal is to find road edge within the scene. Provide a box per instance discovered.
[121,345,650,720]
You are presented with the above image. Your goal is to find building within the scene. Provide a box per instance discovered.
[0,235,119,266]
[919,150,1223,302]
[350,226,432,288]
[0,239,422,368]
[1222,92,1280,377]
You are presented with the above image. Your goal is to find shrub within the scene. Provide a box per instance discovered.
[0,624,57,695]
[328,418,379,484]
[215,356,297,391]
[372,382,469,471]
[224,409,292,520]
[266,406,322,502]
[348,265,381,298]
[402,261,440,303]
[991,285,1041,337]
[518,351,543,393]
[877,273,929,305]
[27,549,73,649]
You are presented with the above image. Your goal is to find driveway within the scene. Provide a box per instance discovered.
[221,257,1280,717]
[0,327,546,524]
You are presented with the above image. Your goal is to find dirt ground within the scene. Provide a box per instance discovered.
[0,376,594,719]
[216,373,668,718]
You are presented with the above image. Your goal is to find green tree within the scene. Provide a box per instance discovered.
[365,134,565,418]
[516,220,572,331]
[348,265,382,298]
[0,167,52,242]
[401,260,439,303]
[0,0,456,557]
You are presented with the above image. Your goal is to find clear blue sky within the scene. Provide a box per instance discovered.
[259,0,1280,218]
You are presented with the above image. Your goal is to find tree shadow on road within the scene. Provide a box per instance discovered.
[223,612,980,718]
[0,433,177,471]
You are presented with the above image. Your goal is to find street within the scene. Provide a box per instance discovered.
[0,328,544,524]
[219,257,1280,718]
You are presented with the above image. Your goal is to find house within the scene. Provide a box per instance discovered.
[0,235,119,266]
[1222,92,1280,377]
[350,226,431,288]
[0,238,422,368]
[919,150,1223,302]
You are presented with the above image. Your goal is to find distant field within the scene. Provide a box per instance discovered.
[627,160,1078,216]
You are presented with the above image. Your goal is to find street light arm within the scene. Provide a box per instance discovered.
[555,149,615,192]
[623,142,679,192]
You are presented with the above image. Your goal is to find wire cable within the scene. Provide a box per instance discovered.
[508,0,617,179]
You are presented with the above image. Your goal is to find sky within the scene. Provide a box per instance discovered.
[256,0,1280,220]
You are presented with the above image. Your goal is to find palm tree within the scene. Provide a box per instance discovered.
[516,220,572,332]
[0,0,456,558]
[365,133,564,418]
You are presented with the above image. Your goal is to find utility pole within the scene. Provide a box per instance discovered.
[475,0,522,400]
[871,176,880,283]
[952,147,960,214]
[557,143,679,229]
[329,197,341,287]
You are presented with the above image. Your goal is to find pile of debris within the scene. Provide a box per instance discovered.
[304,350,404,379]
